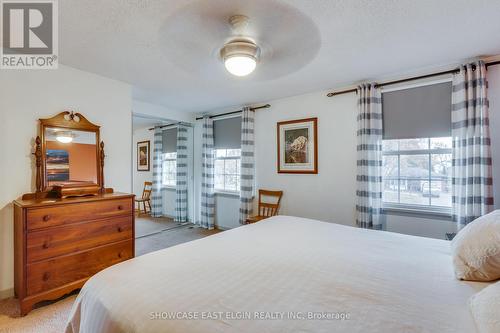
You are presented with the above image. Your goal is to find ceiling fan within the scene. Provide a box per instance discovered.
[158,0,320,80]
[220,15,260,77]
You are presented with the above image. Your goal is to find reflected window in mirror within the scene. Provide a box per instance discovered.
[44,127,98,186]
[162,152,177,187]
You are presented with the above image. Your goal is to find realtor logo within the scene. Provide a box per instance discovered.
[1,0,58,69]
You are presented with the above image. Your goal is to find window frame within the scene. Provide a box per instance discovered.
[161,152,177,188]
[214,148,241,194]
[382,138,452,215]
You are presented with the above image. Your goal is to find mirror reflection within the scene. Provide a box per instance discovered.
[44,127,97,186]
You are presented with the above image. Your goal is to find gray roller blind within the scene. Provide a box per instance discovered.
[162,127,177,153]
[382,82,452,139]
[214,116,241,149]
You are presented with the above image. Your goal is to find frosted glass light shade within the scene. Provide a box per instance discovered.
[56,133,73,143]
[224,55,257,76]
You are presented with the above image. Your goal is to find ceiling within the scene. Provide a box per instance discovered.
[132,115,171,131]
[60,0,500,113]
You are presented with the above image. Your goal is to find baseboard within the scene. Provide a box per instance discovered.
[0,288,14,300]
[150,213,193,223]
[214,225,232,231]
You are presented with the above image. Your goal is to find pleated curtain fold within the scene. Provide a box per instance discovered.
[239,107,255,224]
[151,126,163,217]
[200,116,215,229]
[356,83,383,229]
[451,60,494,228]
[175,125,189,222]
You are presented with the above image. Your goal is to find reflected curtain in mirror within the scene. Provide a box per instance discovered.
[151,127,164,217]
[175,125,189,222]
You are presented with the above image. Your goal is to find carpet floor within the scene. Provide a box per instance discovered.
[135,215,181,238]
[0,293,76,333]
[0,221,221,332]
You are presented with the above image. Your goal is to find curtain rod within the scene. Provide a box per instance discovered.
[195,104,271,121]
[148,121,191,131]
[326,60,500,97]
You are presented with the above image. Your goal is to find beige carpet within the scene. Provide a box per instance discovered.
[0,294,76,333]
[135,216,180,238]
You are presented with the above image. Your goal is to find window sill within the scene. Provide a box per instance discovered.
[215,190,240,198]
[161,186,176,191]
[383,204,451,220]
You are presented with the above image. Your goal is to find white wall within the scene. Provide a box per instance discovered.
[194,65,500,238]
[0,65,132,297]
[255,92,358,226]
[193,91,358,229]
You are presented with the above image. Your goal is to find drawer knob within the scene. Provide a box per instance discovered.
[43,272,50,281]
[117,226,123,232]
[42,241,49,249]
[43,215,51,222]
[117,205,123,210]
[118,252,123,259]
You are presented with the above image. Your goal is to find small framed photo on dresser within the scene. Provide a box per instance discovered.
[277,117,318,174]
[137,141,150,171]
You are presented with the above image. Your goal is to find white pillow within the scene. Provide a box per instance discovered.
[451,210,500,282]
[470,281,500,333]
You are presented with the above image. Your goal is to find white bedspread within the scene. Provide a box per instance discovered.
[66,216,488,333]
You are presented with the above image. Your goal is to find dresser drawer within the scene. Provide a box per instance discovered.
[27,216,133,263]
[27,239,133,296]
[27,198,132,230]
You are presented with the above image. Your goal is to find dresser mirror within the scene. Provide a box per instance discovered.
[29,111,106,198]
[44,127,98,186]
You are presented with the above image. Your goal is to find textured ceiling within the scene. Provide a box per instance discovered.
[132,115,171,131]
[60,0,500,113]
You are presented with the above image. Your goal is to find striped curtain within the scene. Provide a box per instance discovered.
[356,83,383,229]
[151,126,163,217]
[239,107,255,224]
[452,60,494,228]
[175,125,189,222]
[200,116,215,229]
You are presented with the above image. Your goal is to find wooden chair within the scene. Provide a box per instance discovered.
[135,181,152,216]
[245,189,283,224]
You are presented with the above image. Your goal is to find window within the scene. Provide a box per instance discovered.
[161,127,177,187]
[213,116,242,193]
[382,137,452,210]
[162,152,177,187]
[214,149,241,192]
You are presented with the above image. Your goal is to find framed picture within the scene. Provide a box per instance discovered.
[277,117,318,174]
[46,149,70,184]
[137,141,150,171]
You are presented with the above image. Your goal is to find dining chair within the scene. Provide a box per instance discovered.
[245,189,283,224]
[135,181,152,216]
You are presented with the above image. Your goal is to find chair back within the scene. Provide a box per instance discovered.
[142,181,153,200]
[258,190,283,217]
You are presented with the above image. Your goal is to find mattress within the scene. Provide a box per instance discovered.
[66,216,488,333]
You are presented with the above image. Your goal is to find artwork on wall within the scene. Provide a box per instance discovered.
[277,117,318,174]
[137,141,150,171]
[46,149,70,183]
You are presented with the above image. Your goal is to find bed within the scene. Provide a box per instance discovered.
[66,216,488,333]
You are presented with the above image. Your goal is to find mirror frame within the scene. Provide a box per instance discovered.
[38,111,102,191]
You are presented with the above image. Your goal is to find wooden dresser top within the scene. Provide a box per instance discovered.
[13,192,135,208]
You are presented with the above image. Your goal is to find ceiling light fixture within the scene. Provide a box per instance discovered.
[220,16,260,77]
[56,131,74,143]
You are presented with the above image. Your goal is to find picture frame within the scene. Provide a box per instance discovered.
[277,117,318,174]
[137,140,150,171]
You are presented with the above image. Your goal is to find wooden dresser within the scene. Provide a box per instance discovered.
[13,192,135,315]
